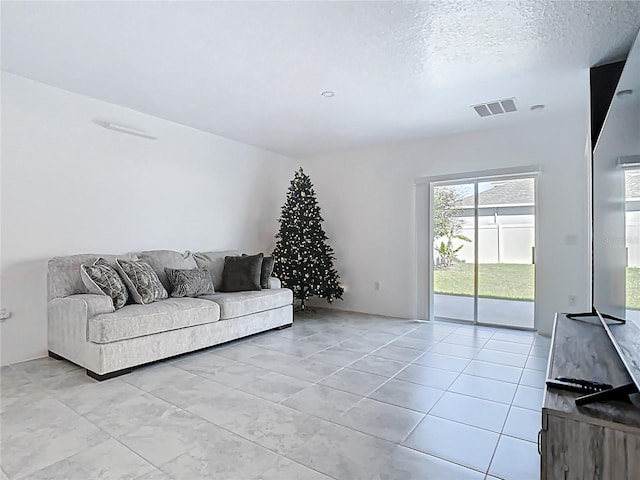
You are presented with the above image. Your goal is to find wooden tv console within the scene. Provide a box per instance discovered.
[540,313,640,479]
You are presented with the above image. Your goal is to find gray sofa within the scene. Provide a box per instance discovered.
[47,250,293,380]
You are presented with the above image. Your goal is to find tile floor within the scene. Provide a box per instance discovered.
[0,309,550,480]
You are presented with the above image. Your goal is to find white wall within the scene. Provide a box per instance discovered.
[0,73,296,365]
[300,106,592,336]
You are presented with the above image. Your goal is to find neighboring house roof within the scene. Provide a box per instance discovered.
[458,178,534,208]
[456,173,640,210]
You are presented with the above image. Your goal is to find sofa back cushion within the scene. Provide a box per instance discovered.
[137,250,198,292]
[48,253,137,299]
[193,250,240,290]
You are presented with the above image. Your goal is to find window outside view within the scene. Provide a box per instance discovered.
[625,169,640,321]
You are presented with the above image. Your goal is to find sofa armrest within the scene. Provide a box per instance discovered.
[55,294,115,319]
[48,294,114,363]
[267,277,282,289]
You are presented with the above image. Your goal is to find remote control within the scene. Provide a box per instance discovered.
[546,378,612,394]
[556,377,613,390]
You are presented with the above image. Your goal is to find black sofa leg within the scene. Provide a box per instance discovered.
[48,350,64,360]
[86,367,132,381]
[275,323,293,330]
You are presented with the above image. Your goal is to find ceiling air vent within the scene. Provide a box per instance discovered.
[472,98,518,117]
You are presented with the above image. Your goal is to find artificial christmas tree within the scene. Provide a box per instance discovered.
[272,168,344,311]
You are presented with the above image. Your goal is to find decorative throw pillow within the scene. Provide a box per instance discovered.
[242,253,274,289]
[115,259,168,304]
[164,267,215,298]
[137,250,198,293]
[221,253,263,292]
[80,258,129,309]
[193,250,239,292]
[260,256,275,289]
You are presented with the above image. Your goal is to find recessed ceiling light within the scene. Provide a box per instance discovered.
[530,104,545,112]
[617,89,633,97]
[321,91,335,98]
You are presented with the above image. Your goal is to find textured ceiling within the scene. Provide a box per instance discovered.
[2,1,640,157]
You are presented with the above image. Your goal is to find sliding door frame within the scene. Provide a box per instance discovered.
[415,165,541,325]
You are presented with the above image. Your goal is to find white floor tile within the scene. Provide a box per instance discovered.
[440,334,489,348]
[488,435,540,480]
[430,342,481,359]
[502,406,541,443]
[373,446,485,480]
[3,309,541,480]
[395,364,459,390]
[369,378,444,413]
[403,416,499,472]
[463,360,523,384]
[430,392,510,433]
[484,339,531,355]
[449,374,518,404]
[519,368,547,388]
[413,351,471,372]
[512,385,544,411]
[524,355,548,372]
[474,350,528,368]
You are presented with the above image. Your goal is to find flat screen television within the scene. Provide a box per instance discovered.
[592,28,640,322]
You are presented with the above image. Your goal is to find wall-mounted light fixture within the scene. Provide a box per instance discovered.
[94,120,157,140]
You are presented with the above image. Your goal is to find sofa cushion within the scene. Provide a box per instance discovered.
[165,267,215,298]
[193,250,240,290]
[88,297,220,344]
[137,250,198,292]
[199,288,293,320]
[80,258,129,309]
[221,253,263,292]
[115,259,169,305]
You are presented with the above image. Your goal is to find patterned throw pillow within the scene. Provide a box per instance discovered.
[80,258,129,309]
[115,259,168,304]
[164,267,215,298]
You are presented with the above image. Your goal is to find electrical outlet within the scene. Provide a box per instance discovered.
[374,281,381,291]
[568,295,577,307]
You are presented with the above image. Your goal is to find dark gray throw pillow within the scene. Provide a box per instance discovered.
[242,253,274,289]
[165,267,215,298]
[115,259,168,304]
[260,256,274,289]
[221,253,263,292]
[80,258,129,309]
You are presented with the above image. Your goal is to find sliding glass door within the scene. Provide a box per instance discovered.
[431,175,536,328]
[432,182,476,322]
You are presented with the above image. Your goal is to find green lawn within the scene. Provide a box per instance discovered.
[627,267,640,310]
[435,263,640,309]
[434,263,534,301]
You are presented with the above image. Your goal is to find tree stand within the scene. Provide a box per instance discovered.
[294,288,316,313]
